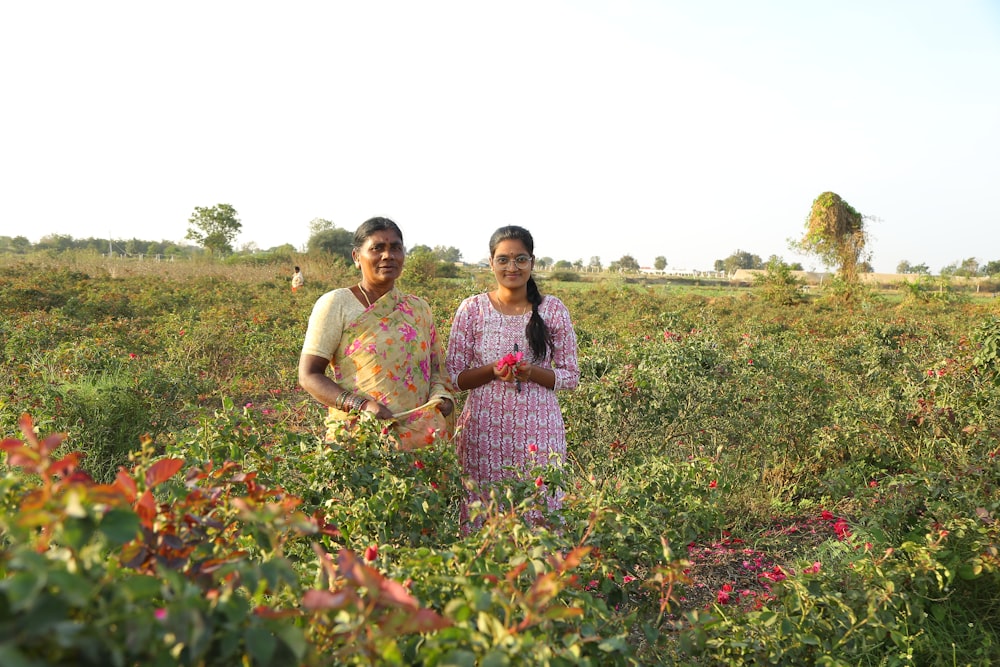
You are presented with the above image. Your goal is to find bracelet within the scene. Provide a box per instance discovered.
[337,392,368,412]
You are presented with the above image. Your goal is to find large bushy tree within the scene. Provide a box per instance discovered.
[797,192,869,283]
[185,204,242,256]
[307,219,353,261]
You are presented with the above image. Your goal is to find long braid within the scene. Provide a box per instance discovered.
[525,276,552,360]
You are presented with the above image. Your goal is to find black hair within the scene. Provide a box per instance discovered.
[294,266,300,272]
[489,225,553,361]
[354,217,404,249]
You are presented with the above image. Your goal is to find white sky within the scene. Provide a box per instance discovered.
[2,1,998,272]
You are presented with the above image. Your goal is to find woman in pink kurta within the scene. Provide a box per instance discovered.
[446,226,579,528]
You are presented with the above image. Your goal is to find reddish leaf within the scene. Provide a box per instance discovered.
[18,414,38,447]
[146,458,184,488]
[312,543,340,584]
[543,606,584,620]
[505,561,528,582]
[135,489,157,529]
[39,433,65,457]
[302,588,359,612]
[397,608,452,633]
[1,442,39,470]
[115,470,138,503]
[338,548,383,592]
[48,453,82,478]
[253,605,299,619]
[377,578,419,611]
[554,546,592,572]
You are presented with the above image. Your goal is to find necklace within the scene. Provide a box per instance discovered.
[494,291,529,316]
[357,282,374,308]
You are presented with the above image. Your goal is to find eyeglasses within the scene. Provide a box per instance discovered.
[493,254,533,269]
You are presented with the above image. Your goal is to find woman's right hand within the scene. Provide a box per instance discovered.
[493,360,515,383]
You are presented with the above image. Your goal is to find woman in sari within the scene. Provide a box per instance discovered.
[298,217,454,448]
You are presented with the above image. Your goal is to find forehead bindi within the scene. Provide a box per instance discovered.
[493,240,529,257]
[363,231,403,250]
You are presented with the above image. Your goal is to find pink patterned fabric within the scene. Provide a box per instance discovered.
[446,293,579,521]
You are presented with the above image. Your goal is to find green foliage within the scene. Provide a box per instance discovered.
[548,270,582,282]
[185,203,242,256]
[3,257,1000,664]
[717,249,763,273]
[307,226,354,260]
[797,191,869,285]
[752,258,804,305]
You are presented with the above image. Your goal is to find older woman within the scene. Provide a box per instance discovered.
[298,217,454,447]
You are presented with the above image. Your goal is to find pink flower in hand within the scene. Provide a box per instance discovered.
[497,351,524,371]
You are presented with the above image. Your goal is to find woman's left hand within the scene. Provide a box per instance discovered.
[437,398,454,417]
[513,361,532,384]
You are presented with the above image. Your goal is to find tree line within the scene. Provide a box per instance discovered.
[8,197,998,280]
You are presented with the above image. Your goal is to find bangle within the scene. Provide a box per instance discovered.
[346,393,367,412]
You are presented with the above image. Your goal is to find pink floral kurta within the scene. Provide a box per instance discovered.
[446,293,579,511]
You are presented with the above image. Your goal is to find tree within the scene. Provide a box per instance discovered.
[308,227,354,261]
[796,192,869,283]
[540,257,554,269]
[432,246,462,263]
[408,244,433,256]
[309,218,334,237]
[185,204,242,256]
[573,259,584,271]
[36,234,74,252]
[617,255,640,272]
[588,256,602,272]
[554,260,573,270]
[983,260,1000,276]
[956,257,980,277]
[898,261,930,275]
[654,256,667,271]
[718,249,763,274]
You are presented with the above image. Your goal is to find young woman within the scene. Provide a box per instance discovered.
[446,226,579,528]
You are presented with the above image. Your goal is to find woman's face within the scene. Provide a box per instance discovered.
[353,230,405,288]
[490,239,533,291]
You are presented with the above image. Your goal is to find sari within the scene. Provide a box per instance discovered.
[323,287,453,448]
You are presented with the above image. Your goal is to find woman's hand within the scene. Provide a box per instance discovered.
[494,359,516,383]
[437,398,454,417]
[513,360,533,384]
[362,399,394,420]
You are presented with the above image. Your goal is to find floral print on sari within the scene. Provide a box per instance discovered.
[323,287,452,446]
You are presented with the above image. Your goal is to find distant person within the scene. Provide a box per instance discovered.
[291,266,305,292]
[298,217,454,448]
[446,225,579,529]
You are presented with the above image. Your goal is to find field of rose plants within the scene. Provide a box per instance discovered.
[2,254,999,666]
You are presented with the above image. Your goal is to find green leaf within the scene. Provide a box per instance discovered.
[3,571,46,612]
[437,649,477,667]
[100,508,141,546]
[46,570,92,607]
[119,574,162,601]
[245,627,277,666]
[481,650,511,667]
[273,623,308,661]
[0,643,45,667]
